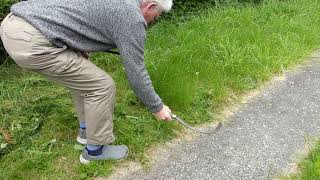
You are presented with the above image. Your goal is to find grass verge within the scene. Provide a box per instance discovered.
[1,0,320,178]
[287,141,320,179]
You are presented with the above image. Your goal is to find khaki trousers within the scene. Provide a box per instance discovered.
[0,13,115,145]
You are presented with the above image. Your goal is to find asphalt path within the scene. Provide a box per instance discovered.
[116,51,320,180]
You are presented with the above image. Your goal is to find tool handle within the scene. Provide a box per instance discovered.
[169,112,177,119]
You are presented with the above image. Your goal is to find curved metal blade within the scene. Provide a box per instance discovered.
[170,113,222,134]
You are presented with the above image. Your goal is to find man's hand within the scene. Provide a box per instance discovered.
[153,105,172,121]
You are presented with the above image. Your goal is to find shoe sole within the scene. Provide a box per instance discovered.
[80,154,91,164]
[77,136,87,145]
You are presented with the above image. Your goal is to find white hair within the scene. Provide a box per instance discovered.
[142,0,173,12]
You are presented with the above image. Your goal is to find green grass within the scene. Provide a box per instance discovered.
[288,142,320,180]
[1,0,320,178]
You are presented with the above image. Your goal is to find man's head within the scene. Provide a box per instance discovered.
[140,0,173,25]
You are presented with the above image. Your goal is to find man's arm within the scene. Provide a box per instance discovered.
[113,22,164,113]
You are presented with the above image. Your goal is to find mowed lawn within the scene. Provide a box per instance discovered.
[1,0,320,178]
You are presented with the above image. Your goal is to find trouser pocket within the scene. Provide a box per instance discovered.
[1,30,33,68]
[0,13,12,38]
[1,14,68,70]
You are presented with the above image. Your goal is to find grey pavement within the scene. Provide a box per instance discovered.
[123,51,320,180]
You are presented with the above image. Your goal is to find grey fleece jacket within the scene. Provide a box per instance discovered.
[10,0,163,113]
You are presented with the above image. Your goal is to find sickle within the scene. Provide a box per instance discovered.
[170,113,222,134]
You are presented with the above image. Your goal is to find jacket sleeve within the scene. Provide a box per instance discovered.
[113,22,163,113]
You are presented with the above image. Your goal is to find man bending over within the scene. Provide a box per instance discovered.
[0,0,173,164]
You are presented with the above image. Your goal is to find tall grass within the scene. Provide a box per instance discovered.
[1,0,320,178]
[147,0,320,108]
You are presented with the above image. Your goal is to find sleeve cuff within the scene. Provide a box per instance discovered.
[149,103,163,113]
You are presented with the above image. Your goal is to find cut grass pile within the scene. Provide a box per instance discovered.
[1,0,320,178]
